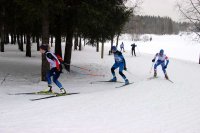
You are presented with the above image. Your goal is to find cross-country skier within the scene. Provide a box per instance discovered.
[110,46,129,85]
[131,43,137,56]
[120,42,125,52]
[39,44,66,94]
[152,49,169,79]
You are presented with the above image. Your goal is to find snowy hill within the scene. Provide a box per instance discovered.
[0,34,200,133]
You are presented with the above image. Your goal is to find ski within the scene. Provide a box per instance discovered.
[147,76,158,80]
[167,79,174,83]
[147,76,174,83]
[30,93,80,101]
[90,80,124,84]
[8,91,58,95]
[115,82,134,88]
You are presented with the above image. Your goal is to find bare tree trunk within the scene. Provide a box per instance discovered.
[41,1,50,81]
[109,36,114,55]
[11,34,14,44]
[0,7,5,52]
[55,34,62,57]
[84,38,86,46]
[36,35,40,51]
[26,34,31,57]
[24,34,26,44]
[32,36,36,43]
[14,34,16,44]
[79,36,82,51]
[74,33,78,50]
[116,33,120,48]
[54,15,62,57]
[20,34,24,51]
[0,26,4,52]
[96,40,99,52]
[5,33,9,44]
[17,34,20,45]
[101,42,104,59]
[96,39,99,52]
[64,32,73,71]
[50,35,53,47]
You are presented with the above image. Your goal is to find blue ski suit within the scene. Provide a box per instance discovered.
[111,51,127,80]
[153,53,169,74]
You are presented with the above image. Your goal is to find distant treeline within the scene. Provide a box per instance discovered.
[123,15,191,35]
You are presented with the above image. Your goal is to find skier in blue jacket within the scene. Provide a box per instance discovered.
[152,49,169,79]
[110,46,129,85]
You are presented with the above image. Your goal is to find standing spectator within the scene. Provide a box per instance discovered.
[120,42,125,52]
[150,36,152,41]
[131,43,137,56]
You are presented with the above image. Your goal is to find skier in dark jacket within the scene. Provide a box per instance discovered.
[40,44,66,94]
[131,43,137,56]
[110,46,129,85]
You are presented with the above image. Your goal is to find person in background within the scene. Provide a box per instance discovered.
[131,43,137,56]
[120,42,125,52]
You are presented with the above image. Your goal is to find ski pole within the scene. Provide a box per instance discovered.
[1,73,9,85]
[64,63,91,72]
[149,62,154,74]
[126,70,134,75]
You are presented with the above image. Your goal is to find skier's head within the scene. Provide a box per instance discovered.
[40,44,48,54]
[159,49,164,55]
[111,46,117,52]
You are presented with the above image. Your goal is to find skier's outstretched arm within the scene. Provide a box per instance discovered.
[165,57,169,68]
[152,53,158,62]
[123,58,127,71]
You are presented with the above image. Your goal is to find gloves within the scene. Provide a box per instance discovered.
[164,65,167,69]
[124,67,127,71]
[152,59,155,62]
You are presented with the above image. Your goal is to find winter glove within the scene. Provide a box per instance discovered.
[164,65,167,69]
[124,67,127,71]
[152,59,155,62]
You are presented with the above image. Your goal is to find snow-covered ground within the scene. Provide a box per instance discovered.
[0,34,200,133]
[116,33,200,63]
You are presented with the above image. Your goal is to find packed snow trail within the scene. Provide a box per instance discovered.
[0,34,200,133]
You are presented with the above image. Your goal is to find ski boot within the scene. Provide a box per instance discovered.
[60,88,67,94]
[125,79,129,85]
[39,85,53,94]
[109,77,117,82]
[47,85,53,92]
[154,70,157,77]
[165,74,169,80]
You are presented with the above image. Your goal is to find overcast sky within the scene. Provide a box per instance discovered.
[127,0,181,22]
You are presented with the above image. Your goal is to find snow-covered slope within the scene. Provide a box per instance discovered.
[0,34,200,133]
[116,33,200,63]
